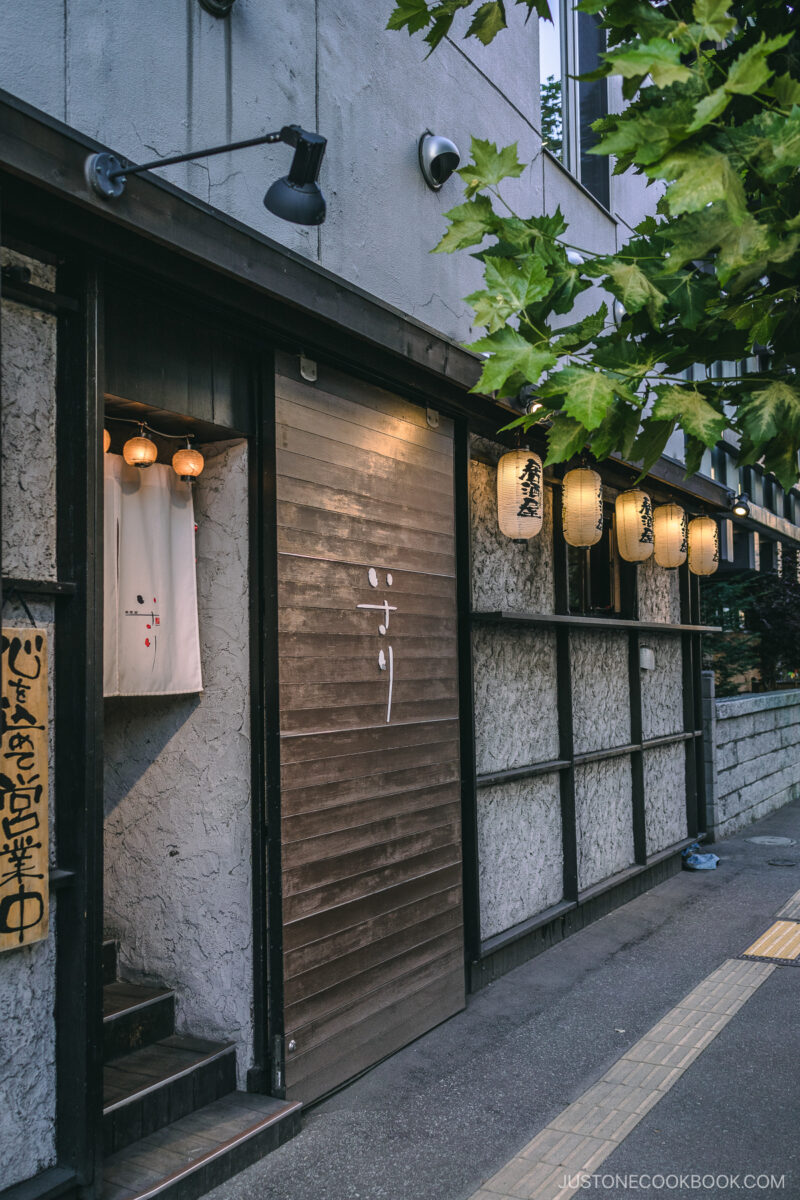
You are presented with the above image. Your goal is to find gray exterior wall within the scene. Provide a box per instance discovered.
[0,251,58,1189]
[0,1,648,348]
[703,673,800,840]
[103,441,254,1085]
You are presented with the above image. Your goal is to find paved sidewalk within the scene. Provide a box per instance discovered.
[209,800,800,1200]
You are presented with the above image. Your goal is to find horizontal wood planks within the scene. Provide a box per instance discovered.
[276,355,465,1102]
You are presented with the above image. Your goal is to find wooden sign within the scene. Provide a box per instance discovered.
[0,628,49,951]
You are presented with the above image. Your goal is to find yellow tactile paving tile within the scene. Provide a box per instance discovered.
[466,959,775,1200]
[743,919,800,960]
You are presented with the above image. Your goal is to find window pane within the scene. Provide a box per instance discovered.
[577,10,609,207]
[540,6,565,162]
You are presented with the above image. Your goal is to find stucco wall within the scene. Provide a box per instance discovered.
[469,440,690,938]
[640,634,684,741]
[473,627,559,776]
[575,756,635,890]
[703,674,800,840]
[638,556,682,624]
[104,440,254,1086]
[644,743,688,854]
[571,631,630,754]
[477,774,563,940]
[0,252,58,1189]
[469,439,555,614]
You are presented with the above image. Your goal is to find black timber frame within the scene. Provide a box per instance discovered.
[465,467,712,989]
[0,89,732,1196]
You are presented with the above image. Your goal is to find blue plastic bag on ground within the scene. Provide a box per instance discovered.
[682,842,719,870]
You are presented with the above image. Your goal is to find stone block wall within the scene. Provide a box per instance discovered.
[703,672,800,839]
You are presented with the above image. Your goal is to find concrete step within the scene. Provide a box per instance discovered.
[103,1035,236,1156]
[104,982,176,1062]
[101,1091,302,1200]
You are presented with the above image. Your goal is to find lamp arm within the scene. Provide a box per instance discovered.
[107,129,286,181]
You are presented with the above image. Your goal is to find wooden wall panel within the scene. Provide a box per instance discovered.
[276,355,464,1102]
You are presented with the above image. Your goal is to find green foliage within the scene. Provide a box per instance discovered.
[702,563,800,695]
[540,74,563,157]
[386,0,800,488]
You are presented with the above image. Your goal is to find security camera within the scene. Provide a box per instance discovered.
[418,132,461,191]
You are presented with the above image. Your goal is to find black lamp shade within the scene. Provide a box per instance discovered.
[264,177,326,225]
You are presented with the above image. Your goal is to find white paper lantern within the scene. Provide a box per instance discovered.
[615,489,654,562]
[562,467,603,548]
[497,450,544,539]
[653,504,687,569]
[688,516,719,576]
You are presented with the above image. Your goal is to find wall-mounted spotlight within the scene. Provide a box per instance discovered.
[418,131,461,191]
[198,0,236,14]
[731,493,751,518]
[85,124,327,226]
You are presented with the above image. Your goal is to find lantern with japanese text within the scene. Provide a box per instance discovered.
[562,467,603,548]
[688,516,719,576]
[653,504,688,569]
[103,428,111,453]
[497,450,544,540]
[615,489,654,562]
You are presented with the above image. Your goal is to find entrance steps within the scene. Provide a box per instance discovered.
[101,940,300,1200]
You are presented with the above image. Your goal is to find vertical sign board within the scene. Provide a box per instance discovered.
[276,356,465,1103]
[0,629,49,950]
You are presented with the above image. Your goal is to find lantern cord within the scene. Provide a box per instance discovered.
[2,586,39,628]
[104,415,196,440]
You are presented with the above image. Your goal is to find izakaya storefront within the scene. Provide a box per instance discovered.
[0,95,727,1200]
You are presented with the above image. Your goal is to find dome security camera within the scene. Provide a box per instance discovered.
[418,132,461,191]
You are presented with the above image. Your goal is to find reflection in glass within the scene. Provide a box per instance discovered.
[539,5,564,161]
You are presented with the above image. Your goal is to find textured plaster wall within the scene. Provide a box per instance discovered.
[640,634,684,741]
[643,744,688,854]
[571,631,630,754]
[477,774,563,940]
[0,253,58,1189]
[469,438,555,614]
[473,627,559,775]
[575,757,635,890]
[638,557,682,624]
[104,441,254,1086]
[703,679,800,839]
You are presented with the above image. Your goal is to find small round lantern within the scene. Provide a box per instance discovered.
[497,449,544,540]
[562,467,603,548]
[615,489,654,562]
[172,442,205,484]
[688,516,719,576]
[103,428,111,453]
[653,504,687,569]
[122,427,157,468]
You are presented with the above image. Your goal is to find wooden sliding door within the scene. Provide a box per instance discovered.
[275,355,464,1102]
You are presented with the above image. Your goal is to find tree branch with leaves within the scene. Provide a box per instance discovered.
[388,0,800,487]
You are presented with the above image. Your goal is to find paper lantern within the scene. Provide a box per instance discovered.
[653,504,687,569]
[615,489,654,562]
[497,450,544,539]
[172,445,205,482]
[123,429,157,468]
[688,516,719,576]
[562,467,603,548]
[103,428,111,453]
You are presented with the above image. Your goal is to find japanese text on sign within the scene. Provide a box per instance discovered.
[0,629,49,951]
